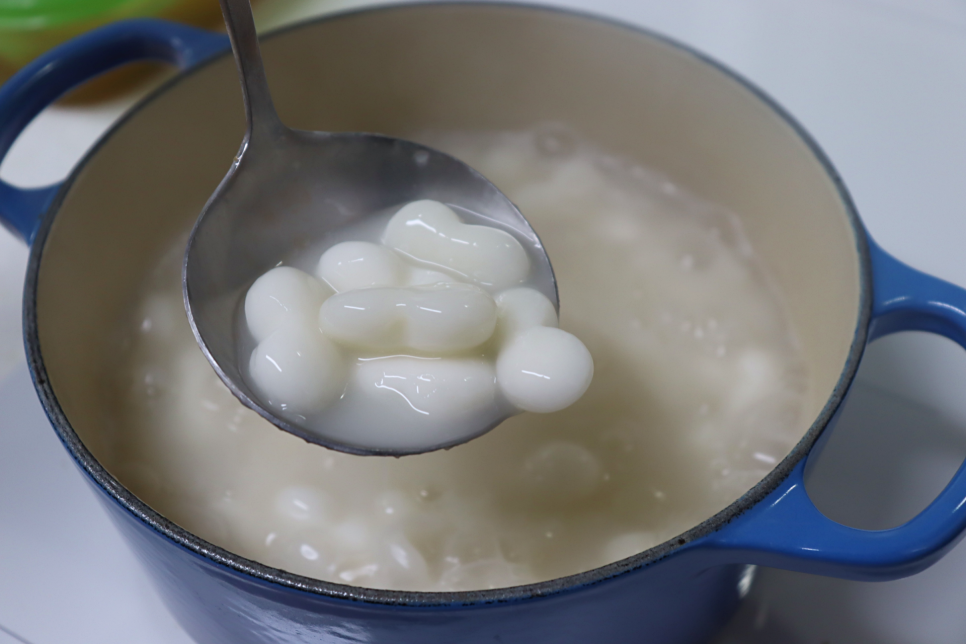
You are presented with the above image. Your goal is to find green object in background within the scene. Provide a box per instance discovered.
[0,0,383,71]
[0,0,184,68]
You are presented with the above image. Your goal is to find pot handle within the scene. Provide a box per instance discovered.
[700,237,966,580]
[0,19,228,244]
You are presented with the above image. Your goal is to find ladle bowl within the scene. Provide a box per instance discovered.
[182,0,557,455]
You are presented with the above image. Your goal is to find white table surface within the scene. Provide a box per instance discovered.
[3,0,966,642]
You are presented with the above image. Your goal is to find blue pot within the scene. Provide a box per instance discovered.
[4,4,966,643]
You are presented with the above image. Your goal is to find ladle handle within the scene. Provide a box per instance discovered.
[0,19,227,244]
[219,0,285,149]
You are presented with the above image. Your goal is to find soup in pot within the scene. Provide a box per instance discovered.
[103,126,808,591]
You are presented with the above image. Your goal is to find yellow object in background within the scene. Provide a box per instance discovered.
[0,0,379,95]
[0,0,380,73]
[0,0,223,71]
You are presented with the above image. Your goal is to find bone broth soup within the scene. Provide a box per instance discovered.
[106,127,808,592]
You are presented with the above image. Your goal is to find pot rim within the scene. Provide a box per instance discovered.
[22,0,873,607]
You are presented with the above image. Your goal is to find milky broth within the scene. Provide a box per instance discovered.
[105,126,807,591]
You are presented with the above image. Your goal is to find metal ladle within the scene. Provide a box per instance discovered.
[183,0,557,456]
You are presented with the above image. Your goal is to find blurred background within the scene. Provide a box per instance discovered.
[3,1,966,642]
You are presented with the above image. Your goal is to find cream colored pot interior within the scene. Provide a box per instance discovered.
[35,5,859,481]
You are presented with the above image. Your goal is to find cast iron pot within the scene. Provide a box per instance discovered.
[3,4,966,643]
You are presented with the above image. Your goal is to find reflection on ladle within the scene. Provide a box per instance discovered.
[182,0,559,456]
